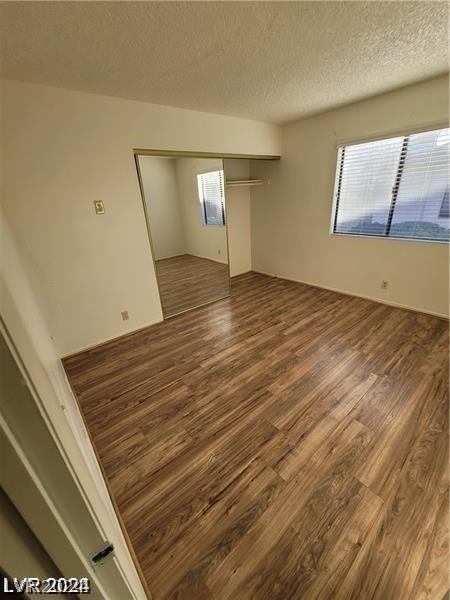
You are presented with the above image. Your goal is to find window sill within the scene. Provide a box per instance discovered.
[330,232,449,245]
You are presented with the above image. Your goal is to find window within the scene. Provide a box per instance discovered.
[331,127,449,242]
[197,170,226,226]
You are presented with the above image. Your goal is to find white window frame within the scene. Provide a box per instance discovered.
[197,169,226,227]
[330,122,450,245]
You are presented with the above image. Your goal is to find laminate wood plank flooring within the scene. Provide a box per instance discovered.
[63,272,449,600]
[155,254,230,317]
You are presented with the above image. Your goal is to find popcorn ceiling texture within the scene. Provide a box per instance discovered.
[0,1,447,124]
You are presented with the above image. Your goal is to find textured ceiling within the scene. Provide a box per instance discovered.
[0,1,447,124]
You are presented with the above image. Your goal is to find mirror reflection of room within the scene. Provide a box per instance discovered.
[138,156,230,318]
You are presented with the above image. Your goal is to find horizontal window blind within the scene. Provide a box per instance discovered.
[332,127,449,242]
[197,170,225,226]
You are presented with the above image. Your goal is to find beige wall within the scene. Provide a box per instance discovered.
[1,79,281,356]
[251,75,449,317]
[139,157,186,260]
[0,211,108,498]
[224,159,252,277]
[0,209,146,597]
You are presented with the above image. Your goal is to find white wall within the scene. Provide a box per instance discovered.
[0,211,107,497]
[1,79,281,356]
[224,159,252,277]
[251,75,449,317]
[0,209,146,598]
[138,157,186,260]
[175,157,228,263]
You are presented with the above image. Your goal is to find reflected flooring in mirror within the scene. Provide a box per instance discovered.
[156,254,229,317]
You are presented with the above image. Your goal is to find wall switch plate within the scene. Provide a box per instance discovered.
[93,200,105,215]
[121,311,129,321]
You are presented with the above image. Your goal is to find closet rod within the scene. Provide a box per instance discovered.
[225,179,268,187]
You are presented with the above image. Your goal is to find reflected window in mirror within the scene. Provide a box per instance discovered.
[197,170,226,226]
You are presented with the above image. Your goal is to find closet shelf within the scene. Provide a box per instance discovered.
[225,179,268,188]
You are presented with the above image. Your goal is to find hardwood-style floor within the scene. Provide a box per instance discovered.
[63,272,449,600]
[155,254,230,317]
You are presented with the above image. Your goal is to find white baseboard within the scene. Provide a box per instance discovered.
[61,318,163,359]
[64,267,447,358]
[156,253,228,265]
[231,269,252,278]
[188,252,228,265]
[155,253,186,261]
[253,269,449,320]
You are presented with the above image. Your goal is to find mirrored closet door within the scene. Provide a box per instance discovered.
[137,155,230,318]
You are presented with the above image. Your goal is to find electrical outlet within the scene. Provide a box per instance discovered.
[218,249,221,255]
[121,310,129,321]
[93,200,105,215]
[381,280,389,290]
